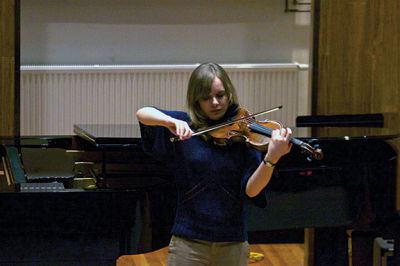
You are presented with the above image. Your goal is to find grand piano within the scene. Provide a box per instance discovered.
[1,118,399,265]
[0,125,176,265]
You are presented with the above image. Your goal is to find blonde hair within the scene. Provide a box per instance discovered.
[186,63,239,129]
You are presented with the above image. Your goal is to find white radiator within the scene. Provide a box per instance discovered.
[20,63,309,136]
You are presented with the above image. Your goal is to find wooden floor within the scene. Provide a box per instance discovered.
[116,244,304,266]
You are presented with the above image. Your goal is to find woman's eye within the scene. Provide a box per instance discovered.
[201,93,225,101]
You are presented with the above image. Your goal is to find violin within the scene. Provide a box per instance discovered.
[171,106,324,160]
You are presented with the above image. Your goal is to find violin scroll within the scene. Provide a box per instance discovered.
[297,141,324,161]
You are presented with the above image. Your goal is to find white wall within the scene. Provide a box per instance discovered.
[20,0,311,65]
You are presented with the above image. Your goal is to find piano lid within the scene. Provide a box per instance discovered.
[73,123,400,148]
[74,124,141,147]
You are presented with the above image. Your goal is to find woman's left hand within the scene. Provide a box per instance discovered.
[265,127,293,163]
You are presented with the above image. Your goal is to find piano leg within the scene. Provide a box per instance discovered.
[351,213,400,266]
[395,227,400,266]
[394,216,400,265]
[311,227,349,266]
[351,230,377,266]
[382,212,400,266]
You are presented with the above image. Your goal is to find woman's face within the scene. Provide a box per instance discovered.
[198,77,230,121]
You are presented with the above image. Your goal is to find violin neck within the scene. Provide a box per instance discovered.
[248,123,305,146]
[249,122,323,161]
[249,122,323,160]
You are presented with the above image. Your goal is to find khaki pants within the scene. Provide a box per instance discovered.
[167,235,249,266]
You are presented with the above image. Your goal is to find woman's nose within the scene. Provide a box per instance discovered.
[211,97,219,105]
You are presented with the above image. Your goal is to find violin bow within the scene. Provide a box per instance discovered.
[170,105,283,142]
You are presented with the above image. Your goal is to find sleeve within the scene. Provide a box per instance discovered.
[241,148,268,208]
[139,108,188,163]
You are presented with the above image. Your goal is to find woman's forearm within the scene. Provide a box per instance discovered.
[245,154,276,197]
[136,107,173,127]
[246,128,292,197]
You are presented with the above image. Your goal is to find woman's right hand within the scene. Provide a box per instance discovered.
[165,118,193,140]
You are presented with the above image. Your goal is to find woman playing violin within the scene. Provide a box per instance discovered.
[136,62,292,266]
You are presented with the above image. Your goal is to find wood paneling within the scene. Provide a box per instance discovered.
[313,0,400,207]
[0,0,18,137]
[314,0,400,135]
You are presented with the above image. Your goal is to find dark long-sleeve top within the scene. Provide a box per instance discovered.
[139,109,264,242]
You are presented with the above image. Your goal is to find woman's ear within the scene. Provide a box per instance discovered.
[229,93,233,102]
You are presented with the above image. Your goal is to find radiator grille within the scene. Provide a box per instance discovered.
[20,64,308,136]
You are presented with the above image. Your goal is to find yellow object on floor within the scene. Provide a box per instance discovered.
[248,251,264,263]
